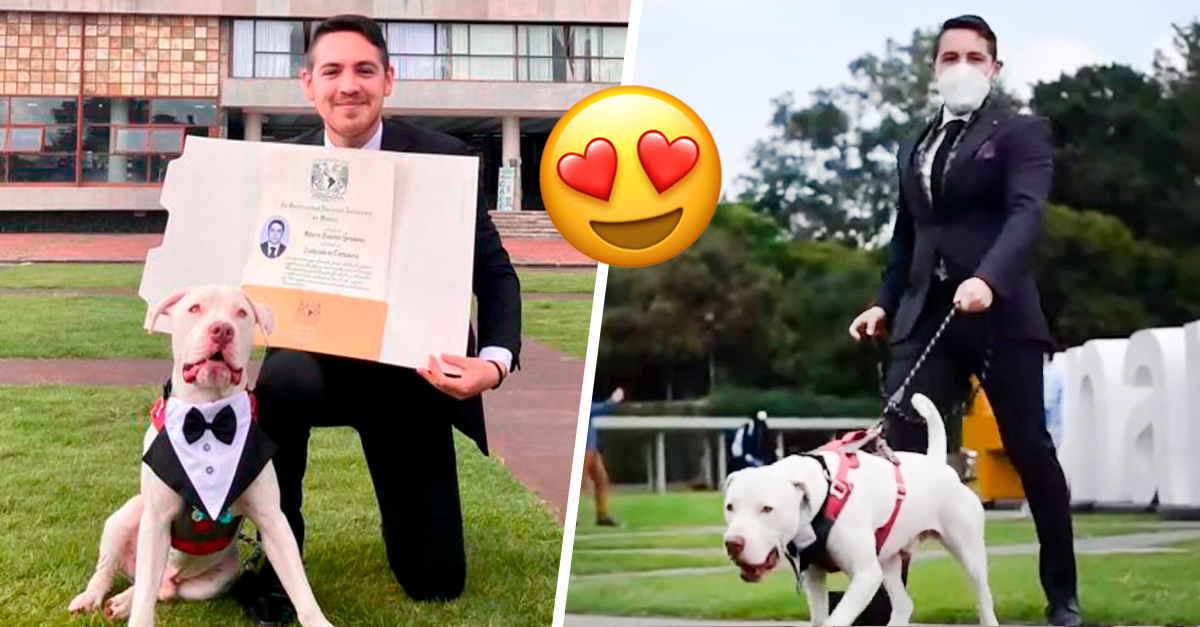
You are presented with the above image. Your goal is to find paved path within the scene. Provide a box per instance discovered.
[0,339,583,522]
[570,528,1200,582]
[0,233,595,267]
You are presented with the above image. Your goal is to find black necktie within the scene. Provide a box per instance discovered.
[930,119,966,210]
[183,405,237,445]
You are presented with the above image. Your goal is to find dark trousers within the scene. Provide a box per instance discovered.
[882,279,1077,606]
[253,347,467,602]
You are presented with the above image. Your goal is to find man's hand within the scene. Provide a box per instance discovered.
[849,306,887,341]
[954,277,994,313]
[610,387,625,403]
[417,354,504,400]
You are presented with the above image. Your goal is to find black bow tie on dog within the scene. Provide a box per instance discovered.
[183,405,237,445]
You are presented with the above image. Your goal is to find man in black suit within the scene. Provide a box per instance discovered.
[849,15,1080,627]
[261,219,287,258]
[236,14,522,624]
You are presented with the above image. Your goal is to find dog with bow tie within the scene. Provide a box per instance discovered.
[69,285,337,627]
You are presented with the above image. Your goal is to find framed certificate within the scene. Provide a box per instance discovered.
[141,136,478,371]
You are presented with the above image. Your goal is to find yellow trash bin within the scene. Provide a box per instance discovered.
[961,377,1025,501]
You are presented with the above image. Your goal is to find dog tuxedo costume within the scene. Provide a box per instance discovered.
[142,389,276,555]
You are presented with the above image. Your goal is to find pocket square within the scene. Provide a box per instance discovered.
[975,141,996,160]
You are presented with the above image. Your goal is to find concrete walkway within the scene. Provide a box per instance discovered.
[0,339,584,522]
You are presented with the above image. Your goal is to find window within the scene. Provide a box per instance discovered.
[230,19,627,83]
[80,98,217,184]
[568,26,626,83]
[231,20,306,78]
[517,25,567,81]
[386,23,436,79]
[0,97,78,183]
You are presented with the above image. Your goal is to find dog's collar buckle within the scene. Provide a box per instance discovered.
[829,478,850,501]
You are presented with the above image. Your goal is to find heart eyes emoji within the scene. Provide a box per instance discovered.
[556,131,699,201]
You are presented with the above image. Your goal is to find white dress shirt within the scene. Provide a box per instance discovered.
[323,119,514,374]
[920,106,973,201]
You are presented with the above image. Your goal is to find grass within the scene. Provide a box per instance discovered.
[0,263,596,296]
[523,300,592,359]
[0,295,172,359]
[565,492,1196,623]
[0,270,592,361]
[518,268,596,294]
[569,551,728,575]
[0,263,144,289]
[0,296,590,361]
[0,386,561,627]
[565,541,1200,624]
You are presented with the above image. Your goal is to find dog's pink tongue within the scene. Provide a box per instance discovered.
[182,363,202,383]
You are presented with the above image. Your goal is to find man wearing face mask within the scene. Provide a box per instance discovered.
[848,15,1081,626]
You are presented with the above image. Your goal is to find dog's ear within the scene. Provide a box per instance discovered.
[775,456,816,505]
[250,300,276,340]
[721,469,742,494]
[144,288,191,333]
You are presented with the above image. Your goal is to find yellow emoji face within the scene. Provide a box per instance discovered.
[541,86,721,268]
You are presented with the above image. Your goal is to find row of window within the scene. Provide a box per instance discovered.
[0,97,218,184]
[232,20,626,82]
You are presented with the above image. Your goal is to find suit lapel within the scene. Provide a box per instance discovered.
[943,99,1003,185]
[901,116,936,219]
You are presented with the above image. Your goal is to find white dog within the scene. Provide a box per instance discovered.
[722,393,997,626]
[68,285,336,627]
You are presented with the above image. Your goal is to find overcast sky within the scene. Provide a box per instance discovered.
[627,0,1199,195]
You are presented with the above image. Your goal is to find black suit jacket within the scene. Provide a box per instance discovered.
[876,98,1052,345]
[261,242,286,258]
[286,119,522,455]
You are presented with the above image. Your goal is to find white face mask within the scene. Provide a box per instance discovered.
[936,63,993,116]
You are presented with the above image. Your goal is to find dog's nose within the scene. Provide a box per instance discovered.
[209,321,235,345]
[724,536,744,559]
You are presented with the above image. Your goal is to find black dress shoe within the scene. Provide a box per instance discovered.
[235,567,298,626]
[827,590,892,626]
[1047,597,1082,626]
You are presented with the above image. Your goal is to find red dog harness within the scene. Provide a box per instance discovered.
[816,429,907,553]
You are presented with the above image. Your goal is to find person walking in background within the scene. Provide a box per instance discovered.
[585,387,624,527]
[730,410,771,471]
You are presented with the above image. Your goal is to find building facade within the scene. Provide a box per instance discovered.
[0,1,628,231]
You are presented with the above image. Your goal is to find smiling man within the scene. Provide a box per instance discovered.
[235,14,522,624]
[848,14,1080,627]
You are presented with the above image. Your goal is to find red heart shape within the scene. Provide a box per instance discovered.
[557,138,617,201]
[637,130,699,194]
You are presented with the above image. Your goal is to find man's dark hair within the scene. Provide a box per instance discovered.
[305,14,389,70]
[935,14,997,60]
[268,219,285,231]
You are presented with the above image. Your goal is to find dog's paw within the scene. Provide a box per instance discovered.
[105,589,135,620]
[69,589,110,614]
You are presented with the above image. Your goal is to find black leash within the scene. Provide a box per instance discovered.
[874,305,993,427]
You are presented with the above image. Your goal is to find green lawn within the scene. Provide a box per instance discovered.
[0,263,144,289]
[0,263,596,296]
[518,268,596,294]
[0,386,560,627]
[0,295,172,359]
[566,540,1200,625]
[566,491,1193,623]
[522,300,592,359]
[0,295,590,361]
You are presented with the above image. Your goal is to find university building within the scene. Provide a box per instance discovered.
[0,1,628,232]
